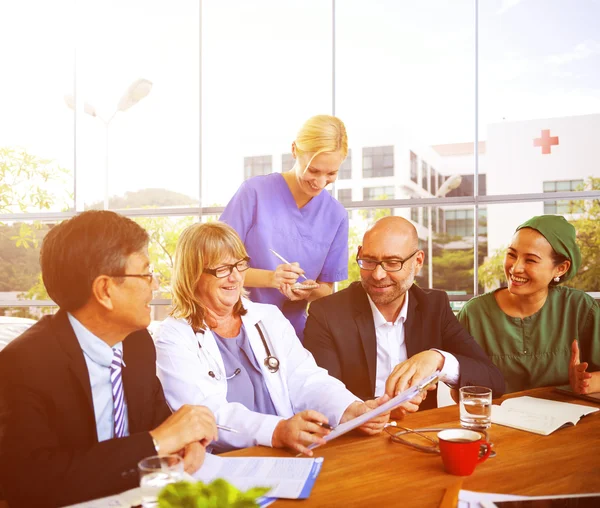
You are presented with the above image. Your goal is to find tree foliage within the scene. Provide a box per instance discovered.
[565,177,600,291]
[1,146,198,306]
[0,223,49,292]
[432,248,474,291]
[135,215,194,297]
[0,147,72,214]
[477,245,506,291]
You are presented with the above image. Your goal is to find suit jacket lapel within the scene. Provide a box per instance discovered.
[404,285,421,358]
[54,311,96,428]
[351,284,378,396]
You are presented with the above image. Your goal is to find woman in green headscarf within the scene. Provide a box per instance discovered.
[458,215,599,394]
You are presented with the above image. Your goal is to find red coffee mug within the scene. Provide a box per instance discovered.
[437,429,491,476]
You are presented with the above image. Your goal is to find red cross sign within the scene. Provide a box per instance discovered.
[533,129,559,155]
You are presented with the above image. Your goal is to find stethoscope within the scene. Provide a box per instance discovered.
[195,321,280,380]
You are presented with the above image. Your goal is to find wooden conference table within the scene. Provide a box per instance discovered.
[223,387,600,507]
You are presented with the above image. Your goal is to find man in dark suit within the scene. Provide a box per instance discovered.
[0,211,217,508]
[304,216,504,415]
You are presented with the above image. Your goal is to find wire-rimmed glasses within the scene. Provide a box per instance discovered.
[113,264,159,284]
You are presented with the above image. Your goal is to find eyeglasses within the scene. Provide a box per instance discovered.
[384,425,494,457]
[384,424,441,453]
[356,249,419,272]
[204,258,250,278]
[111,264,158,284]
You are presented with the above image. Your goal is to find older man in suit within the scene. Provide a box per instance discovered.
[304,216,504,416]
[0,211,217,508]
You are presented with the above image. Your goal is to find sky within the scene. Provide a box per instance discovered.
[1,0,599,209]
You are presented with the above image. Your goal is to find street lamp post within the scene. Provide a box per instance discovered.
[65,78,152,209]
[428,174,462,288]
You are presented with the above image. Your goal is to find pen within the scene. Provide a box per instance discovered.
[319,423,334,430]
[269,249,308,280]
[217,424,238,434]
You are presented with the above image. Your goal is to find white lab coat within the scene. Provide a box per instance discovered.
[154,298,359,449]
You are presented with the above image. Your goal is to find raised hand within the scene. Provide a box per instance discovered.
[569,339,592,394]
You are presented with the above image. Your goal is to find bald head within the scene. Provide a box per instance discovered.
[358,216,424,312]
[363,216,419,251]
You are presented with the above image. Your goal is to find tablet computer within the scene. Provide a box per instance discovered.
[554,384,600,403]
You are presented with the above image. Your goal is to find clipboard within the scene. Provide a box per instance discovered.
[308,372,440,450]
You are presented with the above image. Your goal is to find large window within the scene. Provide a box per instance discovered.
[444,209,487,238]
[363,186,395,201]
[281,153,295,172]
[410,152,418,184]
[2,0,600,322]
[338,188,352,204]
[543,179,584,214]
[447,174,487,198]
[244,155,272,180]
[202,1,332,207]
[362,146,394,178]
[338,149,352,180]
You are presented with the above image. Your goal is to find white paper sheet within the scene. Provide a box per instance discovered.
[193,452,323,499]
[308,371,440,450]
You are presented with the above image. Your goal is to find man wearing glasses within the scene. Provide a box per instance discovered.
[304,216,504,417]
[0,211,217,508]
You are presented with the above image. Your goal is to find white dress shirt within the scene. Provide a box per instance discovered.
[367,292,460,397]
[68,313,129,442]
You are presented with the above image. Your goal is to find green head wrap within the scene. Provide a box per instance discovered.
[515,215,581,282]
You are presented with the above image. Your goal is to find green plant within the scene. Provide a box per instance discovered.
[157,479,270,508]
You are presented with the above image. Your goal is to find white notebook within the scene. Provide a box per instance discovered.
[491,396,599,436]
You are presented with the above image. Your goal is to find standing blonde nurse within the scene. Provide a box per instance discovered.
[220,115,349,341]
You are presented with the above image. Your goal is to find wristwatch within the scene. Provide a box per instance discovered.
[151,436,160,454]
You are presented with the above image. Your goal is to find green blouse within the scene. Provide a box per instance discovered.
[458,286,600,393]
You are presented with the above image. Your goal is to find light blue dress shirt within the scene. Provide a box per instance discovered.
[68,313,129,441]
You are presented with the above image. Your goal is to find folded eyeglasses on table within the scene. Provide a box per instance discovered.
[384,424,496,458]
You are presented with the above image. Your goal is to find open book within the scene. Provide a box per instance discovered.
[491,396,599,436]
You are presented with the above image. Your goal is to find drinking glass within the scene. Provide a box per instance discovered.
[459,386,492,430]
[138,454,184,508]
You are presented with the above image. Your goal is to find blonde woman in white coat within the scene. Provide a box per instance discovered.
[155,222,390,456]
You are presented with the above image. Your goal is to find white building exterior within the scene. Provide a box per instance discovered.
[244,113,599,260]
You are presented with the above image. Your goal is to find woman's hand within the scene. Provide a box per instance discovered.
[279,279,319,301]
[271,262,305,288]
[389,391,427,420]
[340,395,391,435]
[271,410,331,456]
[569,339,593,394]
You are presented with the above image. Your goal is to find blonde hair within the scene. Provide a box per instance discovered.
[294,115,348,169]
[170,221,248,331]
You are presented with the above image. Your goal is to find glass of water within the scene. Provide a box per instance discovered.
[138,454,184,508]
[459,386,492,430]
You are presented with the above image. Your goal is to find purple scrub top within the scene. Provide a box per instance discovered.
[220,172,349,340]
